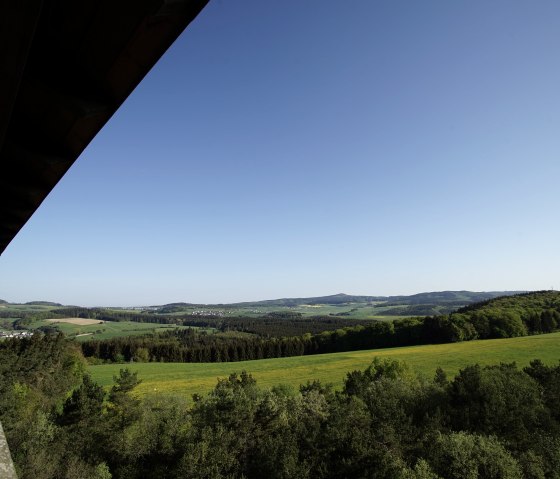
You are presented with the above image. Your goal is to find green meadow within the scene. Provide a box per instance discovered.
[34,320,192,341]
[89,331,560,398]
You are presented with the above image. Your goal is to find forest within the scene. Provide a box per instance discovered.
[79,291,560,364]
[1,333,560,479]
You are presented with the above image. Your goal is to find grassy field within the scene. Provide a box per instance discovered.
[89,331,560,399]
[33,320,193,341]
[46,317,104,326]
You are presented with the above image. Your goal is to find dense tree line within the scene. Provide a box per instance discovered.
[214,315,368,337]
[3,334,560,478]
[80,292,560,363]
[375,304,449,316]
[83,323,407,363]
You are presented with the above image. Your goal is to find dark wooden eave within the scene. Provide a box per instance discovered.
[0,0,209,255]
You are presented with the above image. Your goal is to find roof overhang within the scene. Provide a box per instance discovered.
[0,0,209,254]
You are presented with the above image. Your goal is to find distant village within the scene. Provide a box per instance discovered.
[0,330,33,339]
[191,310,226,317]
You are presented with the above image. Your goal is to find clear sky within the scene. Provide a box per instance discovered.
[1,0,559,306]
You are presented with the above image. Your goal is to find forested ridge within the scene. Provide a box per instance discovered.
[155,291,515,310]
[2,334,560,478]
[80,291,560,363]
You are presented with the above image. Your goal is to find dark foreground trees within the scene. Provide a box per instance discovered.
[2,335,560,478]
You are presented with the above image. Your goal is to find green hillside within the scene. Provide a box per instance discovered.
[385,290,517,305]
[455,290,560,315]
[89,331,560,398]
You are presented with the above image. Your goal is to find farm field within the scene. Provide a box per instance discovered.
[89,331,560,398]
[46,317,103,326]
[34,320,192,341]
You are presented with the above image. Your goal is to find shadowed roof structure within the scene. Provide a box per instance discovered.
[0,0,209,255]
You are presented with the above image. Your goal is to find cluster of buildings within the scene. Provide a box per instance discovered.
[191,310,226,317]
[0,330,33,339]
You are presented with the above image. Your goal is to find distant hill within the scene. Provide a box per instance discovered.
[0,299,7,304]
[152,291,523,312]
[157,302,201,313]
[231,293,386,308]
[24,301,63,306]
[13,291,523,312]
[381,290,521,306]
[229,291,520,309]
[159,302,198,308]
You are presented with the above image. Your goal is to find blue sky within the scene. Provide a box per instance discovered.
[1,0,559,306]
